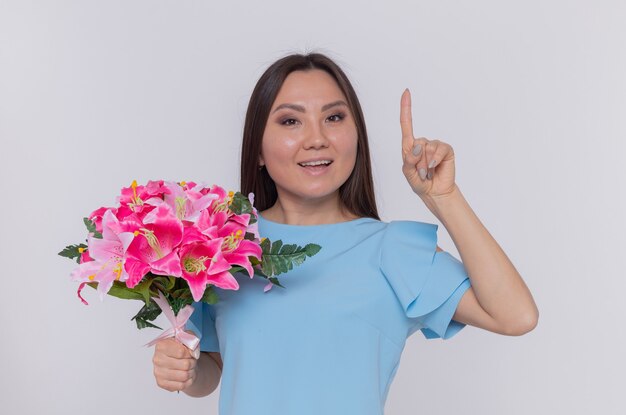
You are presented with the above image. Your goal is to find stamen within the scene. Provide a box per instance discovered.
[183,255,210,274]
[114,262,123,280]
[140,228,164,258]
[222,229,245,252]
[129,180,144,211]
[175,196,187,220]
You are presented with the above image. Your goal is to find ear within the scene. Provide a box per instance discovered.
[258,153,265,166]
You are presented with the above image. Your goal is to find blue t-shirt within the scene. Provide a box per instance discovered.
[187,214,472,415]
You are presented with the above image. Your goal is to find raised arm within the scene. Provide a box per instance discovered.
[399,88,538,336]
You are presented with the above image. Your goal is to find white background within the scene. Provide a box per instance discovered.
[1,1,624,414]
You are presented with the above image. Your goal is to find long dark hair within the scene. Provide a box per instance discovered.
[240,52,379,220]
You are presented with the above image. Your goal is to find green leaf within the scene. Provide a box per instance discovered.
[83,217,96,233]
[201,285,220,304]
[304,243,322,256]
[249,256,261,266]
[170,288,192,300]
[83,217,103,239]
[270,240,283,255]
[260,237,270,253]
[58,243,88,264]
[229,192,253,215]
[151,276,176,294]
[260,240,322,277]
[105,281,145,301]
[279,244,297,255]
[228,265,246,275]
[168,295,193,316]
[133,278,154,305]
[268,277,285,289]
[131,300,163,330]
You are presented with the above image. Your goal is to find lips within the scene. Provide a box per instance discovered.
[297,159,333,167]
[295,156,334,179]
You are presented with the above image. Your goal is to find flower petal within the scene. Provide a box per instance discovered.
[150,250,183,277]
[87,235,125,264]
[77,282,89,305]
[182,269,209,303]
[124,257,151,288]
[223,252,255,278]
[234,239,262,258]
[206,270,239,291]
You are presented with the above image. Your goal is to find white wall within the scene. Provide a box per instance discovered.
[1,1,624,414]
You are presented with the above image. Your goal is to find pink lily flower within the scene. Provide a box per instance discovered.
[124,203,184,287]
[194,208,262,279]
[218,219,262,279]
[179,235,239,302]
[115,180,166,221]
[70,210,135,301]
[195,209,228,239]
[118,179,165,208]
[179,181,198,191]
[88,206,115,233]
[162,181,219,223]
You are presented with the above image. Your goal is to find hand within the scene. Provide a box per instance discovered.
[152,335,199,393]
[400,88,457,199]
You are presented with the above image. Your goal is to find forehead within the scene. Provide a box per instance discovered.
[273,69,346,105]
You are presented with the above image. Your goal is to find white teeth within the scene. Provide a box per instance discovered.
[299,160,332,167]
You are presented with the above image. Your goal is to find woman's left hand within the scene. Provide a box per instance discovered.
[400,88,457,199]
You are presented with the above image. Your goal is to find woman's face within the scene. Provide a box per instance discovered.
[259,69,358,205]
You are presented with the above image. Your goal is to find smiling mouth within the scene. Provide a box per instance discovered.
[298,160,333,167]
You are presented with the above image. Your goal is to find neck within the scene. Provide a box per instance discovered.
[260,193,358,226]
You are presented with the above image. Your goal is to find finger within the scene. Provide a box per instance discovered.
[400,88,414,148]
[156,338,191,359]
[424,140,441,180]
[153,353,198,371]
[414,137,431,181]
[154,366,195,384]
[402,136,424,175]
[427,140,454,180]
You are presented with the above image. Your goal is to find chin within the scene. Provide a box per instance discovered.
[282,186,341,202]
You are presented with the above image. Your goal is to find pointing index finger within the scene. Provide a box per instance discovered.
[400,88,414,146]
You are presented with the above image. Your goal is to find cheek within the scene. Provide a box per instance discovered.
[261,136,298,173]
[340,135,359,177]
[262,127,299,157]
[336,131,359,162]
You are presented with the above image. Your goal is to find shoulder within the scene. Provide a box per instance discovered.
[379,220,439,248]
[377,219,445,264]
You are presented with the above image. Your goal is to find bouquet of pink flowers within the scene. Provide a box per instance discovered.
[59,180,320,349]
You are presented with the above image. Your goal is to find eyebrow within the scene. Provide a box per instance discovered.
[271,100,348,114]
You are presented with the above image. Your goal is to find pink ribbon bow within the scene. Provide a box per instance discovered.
[145,291,200,359]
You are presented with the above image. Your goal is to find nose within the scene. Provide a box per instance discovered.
[302,121,330,150]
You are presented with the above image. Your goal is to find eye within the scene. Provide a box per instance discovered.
[279,117,299,126]
[327,112,346,122]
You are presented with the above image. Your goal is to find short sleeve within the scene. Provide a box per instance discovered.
[185,301,220,352]
[379,220,472,340]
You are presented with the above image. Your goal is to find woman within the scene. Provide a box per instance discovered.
[152,52,539,414]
